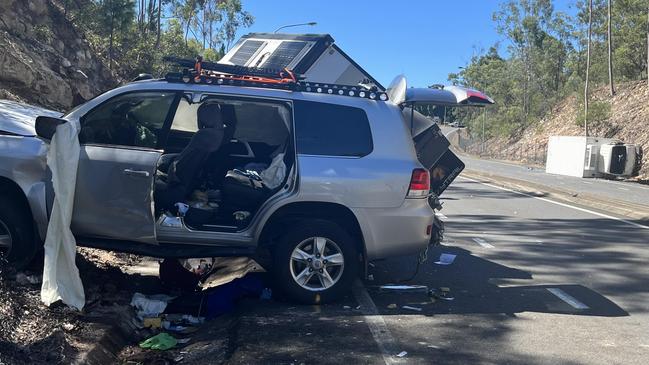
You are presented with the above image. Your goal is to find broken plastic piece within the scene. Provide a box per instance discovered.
[387,303,397,309]
[396,351,408,358]
[434,253,456,265]
[380,285,428,292]
[428,287,455,301]
[402,305,423,312]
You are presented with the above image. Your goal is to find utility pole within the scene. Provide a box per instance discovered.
[584,0,593,137]
[607,0,615,96]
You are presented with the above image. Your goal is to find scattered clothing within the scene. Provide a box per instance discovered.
[131,292,174,318]
[139,333,178,351]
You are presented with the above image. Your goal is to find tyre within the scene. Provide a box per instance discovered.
[0,194,37,270]
[272,219,358,304]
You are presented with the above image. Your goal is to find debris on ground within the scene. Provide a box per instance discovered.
[0,248,146,364]
[130,292,174,318]
[139,332,178,351]
[200,257,265,289]
[429,287,455,301]
[402,305,423,312]
[15,272,41,285]
[397,351,408,358]
[434,253,457,265]
[387,303,398,309]
[379,284,429,292]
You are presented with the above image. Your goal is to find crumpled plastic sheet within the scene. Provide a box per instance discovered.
[40,120,85,311]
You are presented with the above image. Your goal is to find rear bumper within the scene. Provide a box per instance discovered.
[353,198,435,261]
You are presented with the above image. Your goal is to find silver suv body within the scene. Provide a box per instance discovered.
[0,78,466,302]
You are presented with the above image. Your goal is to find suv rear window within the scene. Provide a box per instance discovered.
[294,100,372,157]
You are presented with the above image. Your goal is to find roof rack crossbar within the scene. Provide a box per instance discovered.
[163,56,389,101]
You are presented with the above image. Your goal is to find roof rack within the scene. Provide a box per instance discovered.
[163,56,389,101]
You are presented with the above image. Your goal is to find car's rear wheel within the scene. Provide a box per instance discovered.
[0,194,37,269]
[272,220,358,304]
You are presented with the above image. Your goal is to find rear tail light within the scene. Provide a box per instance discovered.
[407,168,430,198]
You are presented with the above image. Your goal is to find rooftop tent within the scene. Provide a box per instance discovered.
[219,33,385,90]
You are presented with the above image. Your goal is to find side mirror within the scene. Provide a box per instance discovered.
[35,116,67,141]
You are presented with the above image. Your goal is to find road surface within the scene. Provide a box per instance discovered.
[202,176,649,364]
[462,154,649,209]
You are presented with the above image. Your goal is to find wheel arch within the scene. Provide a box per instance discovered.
[0,176,34,223]
[258,201,366,263]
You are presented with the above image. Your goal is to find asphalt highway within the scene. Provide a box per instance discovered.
[219,176,649,364]
[461,154,649,208]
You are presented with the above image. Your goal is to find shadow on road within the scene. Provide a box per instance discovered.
[368,246,628,318]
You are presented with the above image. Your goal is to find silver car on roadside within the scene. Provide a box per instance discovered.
[0,76,490,302]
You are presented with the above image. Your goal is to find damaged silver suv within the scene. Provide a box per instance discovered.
[0,71,491,303]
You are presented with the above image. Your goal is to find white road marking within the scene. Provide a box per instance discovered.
[472,237,495,248]
[459,176,649,230]
[435,212,448,220]
[547,288,589,309]
[352,280,405,365]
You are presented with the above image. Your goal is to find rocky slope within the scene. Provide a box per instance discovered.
[480,80,649,180]
[0,0,116,111]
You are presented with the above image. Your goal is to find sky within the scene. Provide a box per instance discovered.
[234,1,578,89]
[234,1,503,88]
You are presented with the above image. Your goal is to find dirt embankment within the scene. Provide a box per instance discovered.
[0,0,116,110]
[481,80,649,180]
[0,249,144,365]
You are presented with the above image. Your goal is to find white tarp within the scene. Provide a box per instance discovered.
[40,120,85,310]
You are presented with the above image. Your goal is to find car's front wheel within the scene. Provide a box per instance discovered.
[0,193,37,269]
[272,220,358,304]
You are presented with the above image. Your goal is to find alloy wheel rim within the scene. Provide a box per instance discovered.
[290,236,345,291]
[0,219,12,255]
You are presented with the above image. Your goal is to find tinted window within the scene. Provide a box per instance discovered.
[294,101,372,156]
[80,92,176,148]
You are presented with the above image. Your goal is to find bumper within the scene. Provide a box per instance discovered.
[353,198,435,261]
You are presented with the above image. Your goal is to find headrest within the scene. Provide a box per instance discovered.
[197,103,223,129]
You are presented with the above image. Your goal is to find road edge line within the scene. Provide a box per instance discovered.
[462,169,649,222]
[459,175,649,230]
[352,279,405,365]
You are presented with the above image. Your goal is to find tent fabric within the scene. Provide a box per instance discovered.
[40,120,85,311]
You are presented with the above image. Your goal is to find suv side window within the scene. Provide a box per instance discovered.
[294,100,373,157]
[80,92,176,149]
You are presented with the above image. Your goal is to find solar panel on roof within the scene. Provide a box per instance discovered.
[261,41,308,70]
[229,40,265,65]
